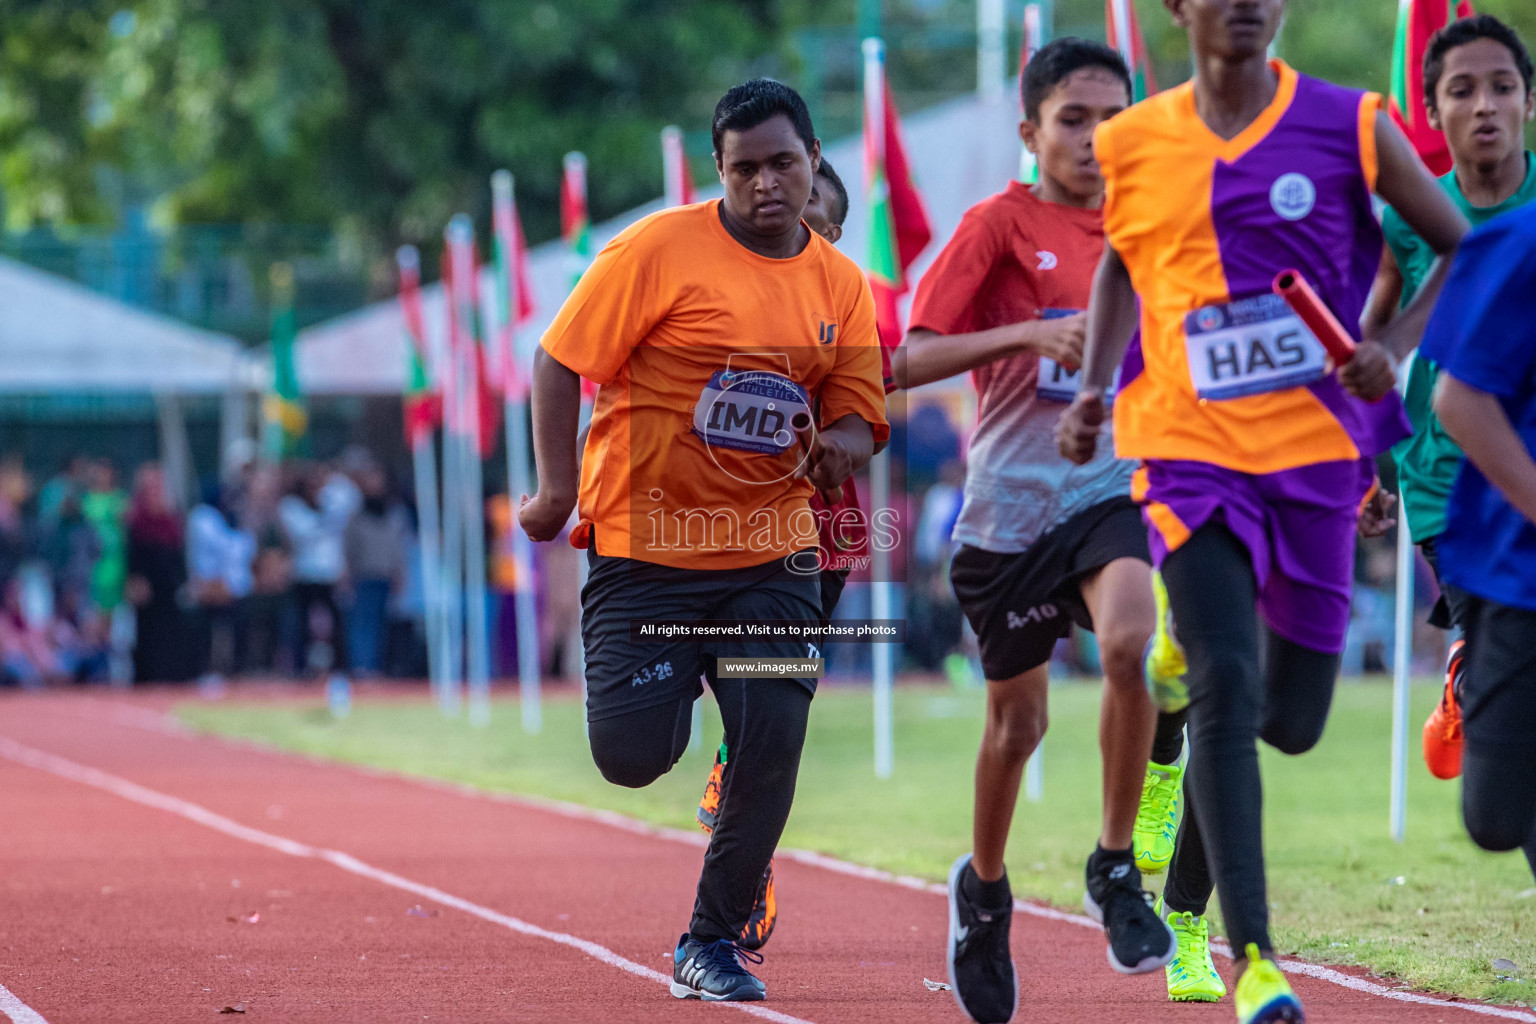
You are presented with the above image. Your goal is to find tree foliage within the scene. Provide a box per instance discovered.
[0,0,808,255]
[1,0,1533,275]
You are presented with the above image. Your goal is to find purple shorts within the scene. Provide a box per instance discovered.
[1133,458,1374,654]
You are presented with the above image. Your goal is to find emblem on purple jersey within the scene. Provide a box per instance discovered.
[1269,172,1317,222]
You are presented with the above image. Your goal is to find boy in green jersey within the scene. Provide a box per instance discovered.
[1363,14,1535,782]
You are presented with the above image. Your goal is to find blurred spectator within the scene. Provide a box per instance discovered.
[187,478,256,681]
[344,465,408,676]
[41,493,101,611]
[126,463,195,683]
[279,463,359,674]
[51,588,110,684]
[82,460,128,616]
[0,462,33,587]
[486,493,524,679]
[36,456,89,540]
[0,577,60,688]
[907,459,965,672]
[243,462,294,674]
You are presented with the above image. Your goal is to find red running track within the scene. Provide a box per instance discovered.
[0,691,1529,1024]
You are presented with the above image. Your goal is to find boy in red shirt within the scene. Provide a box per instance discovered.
[896,38,1182,1024]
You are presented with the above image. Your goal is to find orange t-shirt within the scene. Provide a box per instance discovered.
[541,201,890,570]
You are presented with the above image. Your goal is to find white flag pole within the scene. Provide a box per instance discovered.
[492,171,544,735]
[864,35,896,781]
[1391,510,1414,841]
[448,215,493,728]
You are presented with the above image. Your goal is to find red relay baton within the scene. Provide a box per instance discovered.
[1273,269,1356,365]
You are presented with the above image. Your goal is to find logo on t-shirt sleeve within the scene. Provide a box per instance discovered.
[817,319,839,345]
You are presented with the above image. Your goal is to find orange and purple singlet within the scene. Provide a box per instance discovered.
[1095,61,1411,653]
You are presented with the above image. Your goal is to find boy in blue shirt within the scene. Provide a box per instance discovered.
[1424,201,1536,879]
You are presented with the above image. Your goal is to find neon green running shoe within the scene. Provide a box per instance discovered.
[1156,896,1225,1003]
[1133,760,1182,874]
[1234,944,1304,1023]
[1145,570,1189,713]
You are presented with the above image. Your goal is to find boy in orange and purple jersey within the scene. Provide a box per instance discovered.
[1057,1,1467,1021]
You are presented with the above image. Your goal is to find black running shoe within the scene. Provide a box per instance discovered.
[671,934,766,1002]
[1082,851,1176,974]
[946,853,1018,1024]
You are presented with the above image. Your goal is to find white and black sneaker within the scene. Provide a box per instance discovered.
[671,933,766,1002]
[946,853,1018,1024]
[1082,849,1176,974]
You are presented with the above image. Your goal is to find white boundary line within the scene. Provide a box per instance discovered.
[64,698,1536,1023]
[0,736,815,1024]
[0,984,50,1024]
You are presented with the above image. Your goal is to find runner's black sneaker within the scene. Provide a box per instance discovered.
[945,853,1018,1024]
[671,934,766,1002]
[1083,847,1176,974]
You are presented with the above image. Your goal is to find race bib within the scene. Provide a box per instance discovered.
[1184,293,1328,401]
[1036,309,1119,403]
[692,369,811,455]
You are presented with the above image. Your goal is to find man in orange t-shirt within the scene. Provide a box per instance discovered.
[520,80,887,1004]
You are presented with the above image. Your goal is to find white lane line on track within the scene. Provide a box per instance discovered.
[75,699,1536,1023]
[0,736,816,1024]
[0,984,50,1024]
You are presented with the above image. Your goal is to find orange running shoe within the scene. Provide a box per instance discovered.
[1423,639,1466,780]
[696,741,779,950]
[698,742,727,832]
[739,862,777,951]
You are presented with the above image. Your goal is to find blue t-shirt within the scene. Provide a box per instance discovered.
[1419,203,1536,612]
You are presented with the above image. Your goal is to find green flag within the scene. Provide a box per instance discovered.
[263,262,307,458]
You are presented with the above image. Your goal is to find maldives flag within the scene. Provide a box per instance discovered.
[1019,3,1047,184]
[443,218,502,456]
[1390,0,1474,176]
[562,151,599,402]
[1106,0,1157,101]
[396,245,442,448]
[662,126,696,206]
[490,170,536,399]
[562,152,591,286]
[863,39,932,391]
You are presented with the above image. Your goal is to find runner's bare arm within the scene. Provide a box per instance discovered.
[1435,374,1536,527]
[1056,244,1135,465]
[1360,243,1405,340]
[519,348,582,542]
[795,413,874,493]
[1369,111,1470,361]
[894,316,1086,390]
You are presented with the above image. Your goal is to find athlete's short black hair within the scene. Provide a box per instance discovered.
[1021,37,1132,123]
[1424,15,1533,111]
[712,79,817,158]
[815,158,849,227]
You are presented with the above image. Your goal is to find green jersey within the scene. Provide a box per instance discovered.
[1383,151,1536,544]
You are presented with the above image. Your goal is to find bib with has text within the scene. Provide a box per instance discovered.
[1183,293,1328,402]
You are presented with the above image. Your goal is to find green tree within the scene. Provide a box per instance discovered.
[0,0,812,259]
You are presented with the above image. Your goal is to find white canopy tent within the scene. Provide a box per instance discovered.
[0,254,255,504]
[0,254,251,394]
[287,89,1024,398]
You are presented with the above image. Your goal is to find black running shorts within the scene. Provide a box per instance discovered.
[950,497,1149,681]
[1419,535,1473,633]
[581,548,823,722]
[1461,596,1536,755]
